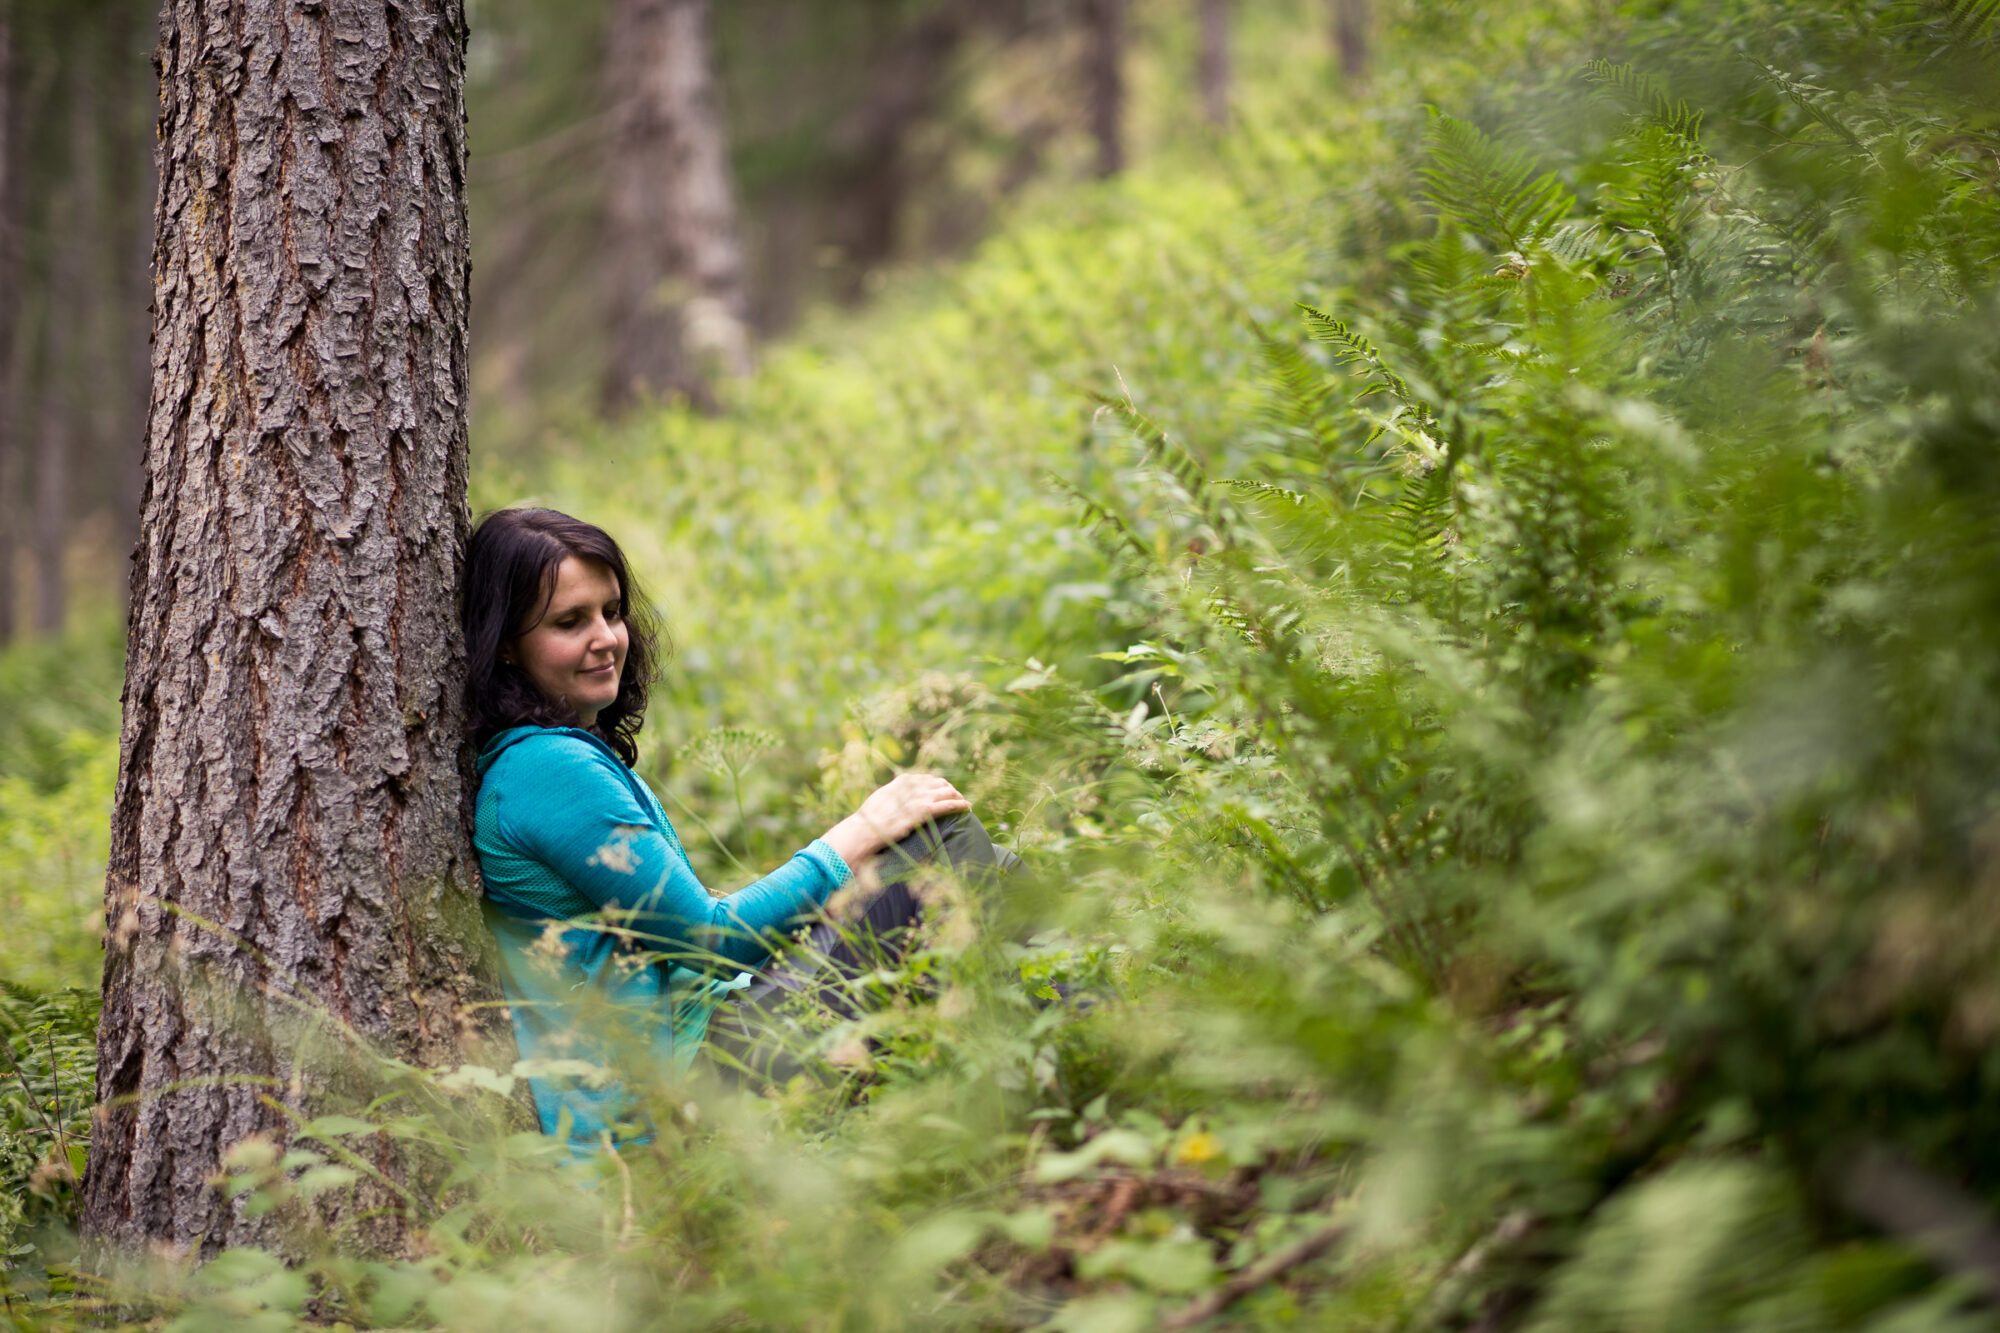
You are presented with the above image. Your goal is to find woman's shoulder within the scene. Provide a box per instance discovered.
[477,726,628,789]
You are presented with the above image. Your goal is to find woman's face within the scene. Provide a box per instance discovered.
[509,555,628,727]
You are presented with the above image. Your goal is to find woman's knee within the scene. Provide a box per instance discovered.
[881,810,1019,880]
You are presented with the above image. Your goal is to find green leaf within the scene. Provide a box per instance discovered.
[300,1114,379,1139]
[293,1164,361,1199]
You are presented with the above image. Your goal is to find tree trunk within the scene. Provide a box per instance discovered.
[32,47,94,639]
[0,9,17,643]
[31,343,66,635]
[601,0,750,415]
[107,0,156,553]
[82,0,497,1260]
[1332,0,1371,84]
[1083,0,1126,179]
[1199,0,1230,128]
[824,1,979,302]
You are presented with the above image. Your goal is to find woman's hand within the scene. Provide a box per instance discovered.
[822,773,971,869]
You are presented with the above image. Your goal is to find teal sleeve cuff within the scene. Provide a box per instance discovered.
[802,838,853,889]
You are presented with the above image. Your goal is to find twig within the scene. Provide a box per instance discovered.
[1416,1209,1538,1329]
[46,1030,70,1162]
[1160,1217,1346,1330]
[606,1136,638,1250]
[0,1031,61,1142]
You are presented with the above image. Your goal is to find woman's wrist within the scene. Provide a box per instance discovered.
[821,816,879,870]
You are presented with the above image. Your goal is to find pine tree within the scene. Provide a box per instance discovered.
[82,0,498,1258]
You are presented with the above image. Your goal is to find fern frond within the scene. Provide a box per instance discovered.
[1253,330,1347,466]
[1598,125,1708,275]
[1387,461,1456,569]
[1749,59,1869,152]
[1930,0,2000,43]
[1582,59,1707,152]
[1092,393,1251,549]
[1255,329,1336,423]
[1541,219,1612,270]
[1213,478,1322,510]
[1092,394,1209,497]
[1421,111,1574,251]
[1043,472,1155,566]
[1215,478,1346,569]
[1297,304,1436,427]
[1405,229,1490,307]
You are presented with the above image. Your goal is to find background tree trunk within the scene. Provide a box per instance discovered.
[601,0,750,414]
[1199,0,1230,128]
[0,9,17,644]
[107,0,156,553]
[1332,0,1371,84]
[1083,0,1126,178]
[31,51,93,639]
[82,0,496,1259]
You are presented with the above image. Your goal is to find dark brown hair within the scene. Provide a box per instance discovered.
[462,508,659,767]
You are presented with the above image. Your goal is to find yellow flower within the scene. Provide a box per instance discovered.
[1175,1130,1222,1166]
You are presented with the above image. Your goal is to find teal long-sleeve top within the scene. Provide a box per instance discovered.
[473,725,851,1145]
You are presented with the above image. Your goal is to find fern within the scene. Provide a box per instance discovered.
[1386,459,1457,577]
[1253,326,1345,467]
[1297,304,1439,432]
[1091,392,1251,551]
[1541,219,1612,272]
[1749,58,1870,153]
[1420,110,1574,253]
[1213,478,1346,575]
[1582,60,1707,156]
[1044,471,1155,566]
[1930,0,2000,43]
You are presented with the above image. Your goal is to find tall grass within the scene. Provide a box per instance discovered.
[4,0,1999,1326]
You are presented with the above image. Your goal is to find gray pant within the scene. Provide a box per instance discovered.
[703,812,1022,1084]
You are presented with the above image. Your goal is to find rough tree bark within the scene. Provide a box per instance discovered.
[1082,0,1126,178]
[0,9,16,643]
[601,0,750,415]
[1199,0,1230,128]
[82,0,498,1259]
[1332,0,1371,85]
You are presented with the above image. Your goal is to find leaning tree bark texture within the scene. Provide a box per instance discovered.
[31,48,93,638]
[1332,0,1371,84]
[1082,0,1126,178]
[107,0,158,550]
[1199,0,1231,128]
[82,0,497,1258]
[0,10,17,642]
[602,0,751,414]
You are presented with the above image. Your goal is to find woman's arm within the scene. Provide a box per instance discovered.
[498,738,847,972]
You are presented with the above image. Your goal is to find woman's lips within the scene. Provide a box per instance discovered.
[581,663,616,678]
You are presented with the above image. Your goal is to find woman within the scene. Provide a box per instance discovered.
[463,507,1018,1148]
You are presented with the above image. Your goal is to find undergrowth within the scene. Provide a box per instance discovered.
[2,0,1998,1327]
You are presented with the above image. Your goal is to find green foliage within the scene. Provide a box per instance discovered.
[0,621,121,996]
[0,986,95,1279]
[6,0,2000,1327]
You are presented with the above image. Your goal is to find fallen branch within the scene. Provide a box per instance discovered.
[1160,1217,1347,1330]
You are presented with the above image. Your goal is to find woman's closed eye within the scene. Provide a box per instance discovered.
[550,604,620,633]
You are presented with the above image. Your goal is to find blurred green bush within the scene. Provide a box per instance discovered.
[5,0,1999,1326]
